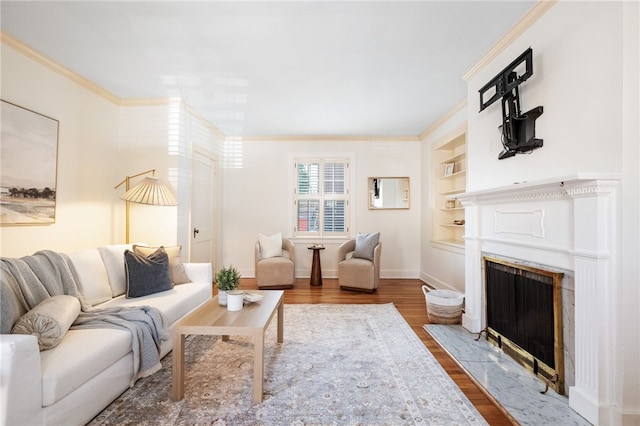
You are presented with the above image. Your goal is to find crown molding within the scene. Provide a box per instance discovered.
[3,0,557,146]
[181,101,227,141]
[2,31,418,143]
[418,99,467,141]
[238,135,420,142]
[462,0,557,82]
[119,98,171,107]
[1,30,121,105]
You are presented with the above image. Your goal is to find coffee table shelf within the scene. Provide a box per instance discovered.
[171,290,284,403]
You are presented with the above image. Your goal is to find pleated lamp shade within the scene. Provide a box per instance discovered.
[120,177,178,206]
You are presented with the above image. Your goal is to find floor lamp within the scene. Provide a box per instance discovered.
[114,169,178,243]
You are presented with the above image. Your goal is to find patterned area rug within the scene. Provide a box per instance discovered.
[89,304,487,425]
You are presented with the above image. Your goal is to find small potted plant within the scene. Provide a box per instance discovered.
[215,265,241,306]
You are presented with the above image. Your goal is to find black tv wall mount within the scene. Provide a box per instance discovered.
[479,48,543,160]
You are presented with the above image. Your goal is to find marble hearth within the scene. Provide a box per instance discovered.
[456,174,621,426]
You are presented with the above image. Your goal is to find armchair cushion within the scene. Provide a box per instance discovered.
[258,232,283,258]
[338,237,381,293]
[353,232,380,261]
[255,237,295,289]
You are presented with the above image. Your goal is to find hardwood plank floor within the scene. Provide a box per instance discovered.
[234,277,516,425]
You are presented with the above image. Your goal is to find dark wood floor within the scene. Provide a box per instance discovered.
[234,277,516,425]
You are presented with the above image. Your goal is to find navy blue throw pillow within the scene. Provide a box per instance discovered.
[124,247,173,298]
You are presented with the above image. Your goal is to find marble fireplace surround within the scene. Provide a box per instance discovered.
[456,173,621,426]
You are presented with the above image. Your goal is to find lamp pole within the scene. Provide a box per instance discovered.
[114,169,156,244]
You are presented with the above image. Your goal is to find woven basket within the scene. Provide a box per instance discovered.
[422,286,464,324]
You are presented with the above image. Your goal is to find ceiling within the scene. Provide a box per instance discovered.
[1,1,536,139]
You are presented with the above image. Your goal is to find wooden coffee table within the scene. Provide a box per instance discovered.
[171,290,284,404]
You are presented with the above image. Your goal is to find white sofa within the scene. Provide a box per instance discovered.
[0,244,212,426]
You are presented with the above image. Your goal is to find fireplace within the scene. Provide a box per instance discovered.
[457,174,620,425]
[484,256,564,394]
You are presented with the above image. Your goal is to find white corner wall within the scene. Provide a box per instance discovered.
[463,1,639,424]
[466,1,624,191]
[420,106,467,293]
[0,44,185,256]
[620,2,640,424]
[221,139,421,279]
[1,44,120,256]
[116,104,179,247]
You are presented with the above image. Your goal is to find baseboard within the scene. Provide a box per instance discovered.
[243,269,424,280]
[419,271,461,293]
[568,385,598,425]
[621,410,640,425]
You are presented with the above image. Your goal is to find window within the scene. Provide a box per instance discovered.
[294,158,349,236]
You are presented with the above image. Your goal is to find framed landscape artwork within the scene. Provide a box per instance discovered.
[1,100,59,225]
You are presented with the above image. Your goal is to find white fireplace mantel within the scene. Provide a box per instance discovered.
[456,173,621,426]
[455,172,621,202]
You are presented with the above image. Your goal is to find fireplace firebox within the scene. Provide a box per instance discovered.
[484,256,565,394]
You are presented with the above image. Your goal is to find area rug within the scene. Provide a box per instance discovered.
[89,304,487,425]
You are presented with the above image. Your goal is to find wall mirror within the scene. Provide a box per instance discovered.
[368,177,410,210]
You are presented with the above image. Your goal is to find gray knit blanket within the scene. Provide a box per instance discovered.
[1,250,168,384]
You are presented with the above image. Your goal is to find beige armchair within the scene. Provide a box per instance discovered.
[255,238,295,289]
[338,238,382,293]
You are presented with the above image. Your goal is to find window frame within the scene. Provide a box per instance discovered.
[293,157,350,238]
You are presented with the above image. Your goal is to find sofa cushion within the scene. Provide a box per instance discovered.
[353,232,380,261]
[68,249,113,306]
[11,295,80,351]
[133,245,191,285]
[124,248,173,298]
[259,232,283,258]
[98,244,133,297]
[40,328,131,406]
[101,282,212,326]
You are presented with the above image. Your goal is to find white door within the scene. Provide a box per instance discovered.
[190,150,216,265]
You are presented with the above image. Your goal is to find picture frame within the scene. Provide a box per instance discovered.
[444,163,455,177]
[1,100,59,225]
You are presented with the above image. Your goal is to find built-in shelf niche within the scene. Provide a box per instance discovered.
[432,123,467,246]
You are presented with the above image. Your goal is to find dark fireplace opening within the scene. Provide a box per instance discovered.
[484,256,564,394]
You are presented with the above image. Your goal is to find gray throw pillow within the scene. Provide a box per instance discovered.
[11,295,81,350]
[353,232,380,261]
[124,247,173,298]
[133,245,191,285]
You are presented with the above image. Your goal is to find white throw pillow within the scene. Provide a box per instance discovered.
[97,244,133,297]
[68,249,113,306]
[259,232,283,258]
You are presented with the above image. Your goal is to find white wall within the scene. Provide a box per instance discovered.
[619,2,640,423]
[221,139,421,279]
[0,45,185,256]
[119,101,223,254]
[420,106,467,293]
[463,1,639,423]
[1,44,120,256]
[117,104,179,247]
[466,1,623,192]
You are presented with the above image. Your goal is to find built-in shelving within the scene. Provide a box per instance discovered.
[432,123,467,246]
